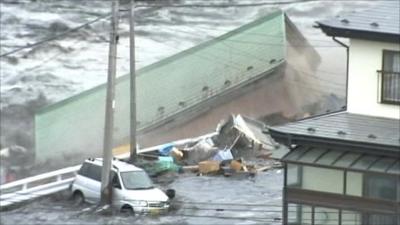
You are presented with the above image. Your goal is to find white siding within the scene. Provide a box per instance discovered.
[347,39,400,118]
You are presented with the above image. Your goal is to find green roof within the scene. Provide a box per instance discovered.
[35,10,286,162]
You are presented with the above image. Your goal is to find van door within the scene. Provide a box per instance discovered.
[111,172,124,209]
[85,164,101,203]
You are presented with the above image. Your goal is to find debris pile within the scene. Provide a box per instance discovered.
[137,115,282,177]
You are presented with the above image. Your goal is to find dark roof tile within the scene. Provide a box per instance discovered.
[317,1,400,41]
[269,112,400,151]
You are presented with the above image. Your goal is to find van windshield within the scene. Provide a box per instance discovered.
[120,171,154,190]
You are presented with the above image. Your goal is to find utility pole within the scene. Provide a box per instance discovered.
[100,0,119,205]
[129,0,137,163]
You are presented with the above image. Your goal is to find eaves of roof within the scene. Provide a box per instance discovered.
[317,22,400,43]
[316,1,400,43]
[267,111,400,157]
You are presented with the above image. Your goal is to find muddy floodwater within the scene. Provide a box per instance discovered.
[0,170,283,225]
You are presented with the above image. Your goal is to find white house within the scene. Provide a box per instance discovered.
[318,2,400,118]
[267,2,399,225]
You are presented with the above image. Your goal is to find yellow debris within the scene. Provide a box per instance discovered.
[112,144,130,156]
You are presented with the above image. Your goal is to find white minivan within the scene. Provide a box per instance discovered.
[71,158,171,214]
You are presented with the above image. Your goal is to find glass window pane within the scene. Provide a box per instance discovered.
[316,150,343,166]
[78,162,89,176]
[342,210,362,225]
[382,51,400,102]
[298,148,326,163]
[300,205,312,225]
[288,203,312,225]
[369,213,398,225]
[287,163,301,187]
[365,174,397,200]
[287,204,298,224]
[346,171,363,197]
[302,166,344,194]
[314,207,339,225]
[333,152,361,168]
[369,157,397,172]
[351,155,378,170]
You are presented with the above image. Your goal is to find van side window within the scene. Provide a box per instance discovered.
[88,164,102,181]
[78,162,90,177]
[81,164,102,181]
[112,172,121,189]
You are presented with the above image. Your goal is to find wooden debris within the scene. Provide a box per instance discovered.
[256,165,272,172]
[182,165,199,172]
[198,160,220,174]
[230,160,242,172]
[170,148,184,161]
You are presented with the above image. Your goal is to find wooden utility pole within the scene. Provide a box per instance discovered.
[129,0,137,163]
[100,0,119,205]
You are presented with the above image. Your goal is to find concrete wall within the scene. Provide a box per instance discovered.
[347,39,400,118]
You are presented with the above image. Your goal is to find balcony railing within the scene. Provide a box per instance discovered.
[377,70,400,105]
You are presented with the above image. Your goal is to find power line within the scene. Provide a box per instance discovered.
[3,0,395,7]
[0,0,316,7]
[0,14,111,58]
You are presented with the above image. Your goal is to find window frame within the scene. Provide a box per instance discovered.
[285,162,399,201]
[286,202,398,225]
[363,172,398,201]
[380,50,400,105]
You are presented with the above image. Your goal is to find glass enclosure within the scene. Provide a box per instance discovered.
[286,163,399,201]
[301,166,343,194]
[314,207,339,225]
[288,203,312,225]
[345,171,362,197]
[287,203,397,225]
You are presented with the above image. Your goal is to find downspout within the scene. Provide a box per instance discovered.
[283,133,293,225]
[283,162,288,225]
[332,37,349,110]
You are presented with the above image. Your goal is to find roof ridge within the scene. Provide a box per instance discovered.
[36,10,284,115]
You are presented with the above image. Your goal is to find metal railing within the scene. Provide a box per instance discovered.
[0,132,216,210]
[0,165,79,209]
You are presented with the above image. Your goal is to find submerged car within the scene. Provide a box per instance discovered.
[71,158,170,214]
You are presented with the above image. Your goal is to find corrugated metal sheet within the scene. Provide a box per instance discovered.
[35,11,286,163]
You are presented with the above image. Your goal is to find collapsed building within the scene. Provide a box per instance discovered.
[34,10,328,166]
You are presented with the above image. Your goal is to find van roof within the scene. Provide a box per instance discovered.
[85,158,143,172]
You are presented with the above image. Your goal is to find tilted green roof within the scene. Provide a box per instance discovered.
[35,10,286,162]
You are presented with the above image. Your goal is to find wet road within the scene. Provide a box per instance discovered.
[0,170,283,225]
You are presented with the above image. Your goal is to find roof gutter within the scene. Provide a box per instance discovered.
[332,37,349,110]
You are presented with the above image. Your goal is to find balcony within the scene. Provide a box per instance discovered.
[377,70,400,105]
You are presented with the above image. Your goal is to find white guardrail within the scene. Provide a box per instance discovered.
[0,132,217,209]
[0,165,80,209]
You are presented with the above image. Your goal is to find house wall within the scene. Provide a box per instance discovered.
[347,39,400,118]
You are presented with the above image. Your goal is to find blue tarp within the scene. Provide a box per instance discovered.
[159,143,174,156]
